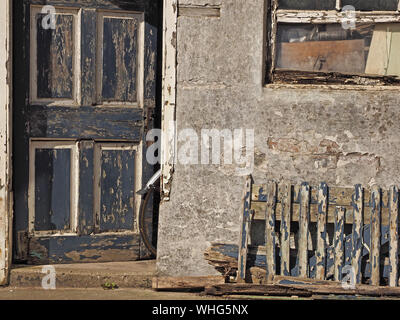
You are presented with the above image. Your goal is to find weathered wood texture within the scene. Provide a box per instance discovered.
[160,0,177,201]
[12,0,160,265]
[27,234,141,264]
[333,207,345,281]
[280,182,291,276]
[205,280,400,298]
[204,283,312,297]
[0,0,12,285]
[316,183,328,280]
[221,177,400,288]
[237,175,253,283]
[152,276,225,291]
[389,186,399,287]
[178,5,220,18]
[265,182,277,278]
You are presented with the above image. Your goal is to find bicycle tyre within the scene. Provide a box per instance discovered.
[138,187,157,256]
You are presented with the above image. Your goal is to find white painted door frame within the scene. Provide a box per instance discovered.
[0,0,13,286]
[160,0,177,201]
[0,0,177,284]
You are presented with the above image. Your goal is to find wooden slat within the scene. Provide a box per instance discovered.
[334,207,345,281]
[253,184,390,208]
[276,10,400,24]
[271,276,400,297]
[298,182,310,278]
[370,185,381,286]
[252,184,390,225]
[335,0,341,10]
[152,276,225,291]
[352,184,364,284]
[204,283,312,297]
[280,182,292,276]
[251,201,390,225]
[237,175,253,283]
[265,181,277,278]
[316,182,328,280]
[389,185,399,287]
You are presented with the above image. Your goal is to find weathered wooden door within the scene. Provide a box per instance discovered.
[13,0,160,264]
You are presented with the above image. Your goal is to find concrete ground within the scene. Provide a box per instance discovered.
[2,260,226,300]
[0,287,223,300]
[4,260,399,300]
[9,260,156,288]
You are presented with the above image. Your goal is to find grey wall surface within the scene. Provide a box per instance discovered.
[156,0,400,276]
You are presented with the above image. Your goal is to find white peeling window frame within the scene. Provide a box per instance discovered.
[0,0,12,286]
[266,0,400,86]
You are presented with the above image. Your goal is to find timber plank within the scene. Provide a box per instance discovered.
[298,183,310,278]
[152,276,225,291]
[237,175,253,283]
[265,181,277,278]
[334,207,345,281]
[389,186,399,287]
[352,184,364,284]
[280,181,292,276]
[370,185,381,286]
[316,182,328,280]
[204,283,312,297]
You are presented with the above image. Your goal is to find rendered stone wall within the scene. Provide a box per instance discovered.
[156,0,400,276]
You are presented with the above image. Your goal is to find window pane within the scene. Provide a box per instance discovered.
[342,0,398,11]
[275,23,400,77]
[279,0,336,10]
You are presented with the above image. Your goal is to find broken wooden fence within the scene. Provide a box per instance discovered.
[234,175,399,287]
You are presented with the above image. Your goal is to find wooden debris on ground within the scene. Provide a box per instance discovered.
[152,275,226,291]
[204,275,400,298]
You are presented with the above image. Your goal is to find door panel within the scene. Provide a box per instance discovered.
[94,143,139,233]
[99,12,142,103]
[30,6,80,105]
[34,148,72,231]
[13,0,160,264]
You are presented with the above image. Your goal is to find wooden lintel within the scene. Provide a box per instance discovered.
[152,276,226,291]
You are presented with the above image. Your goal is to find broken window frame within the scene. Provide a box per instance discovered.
[265,0,400,85]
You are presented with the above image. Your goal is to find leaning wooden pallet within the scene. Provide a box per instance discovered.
[204,175,400,297]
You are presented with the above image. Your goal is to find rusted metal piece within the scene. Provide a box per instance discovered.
[334,207,345,281]
[370,185,381,286]
[298,182,310,278]
[316,182,328,280]
[237,175,253,283]
[280,181,292,276]
[389,185,399,287]
[352,184,364,284]
[265,181,277,278]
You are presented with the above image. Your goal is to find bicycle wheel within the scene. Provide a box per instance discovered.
[138,186,157,256]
